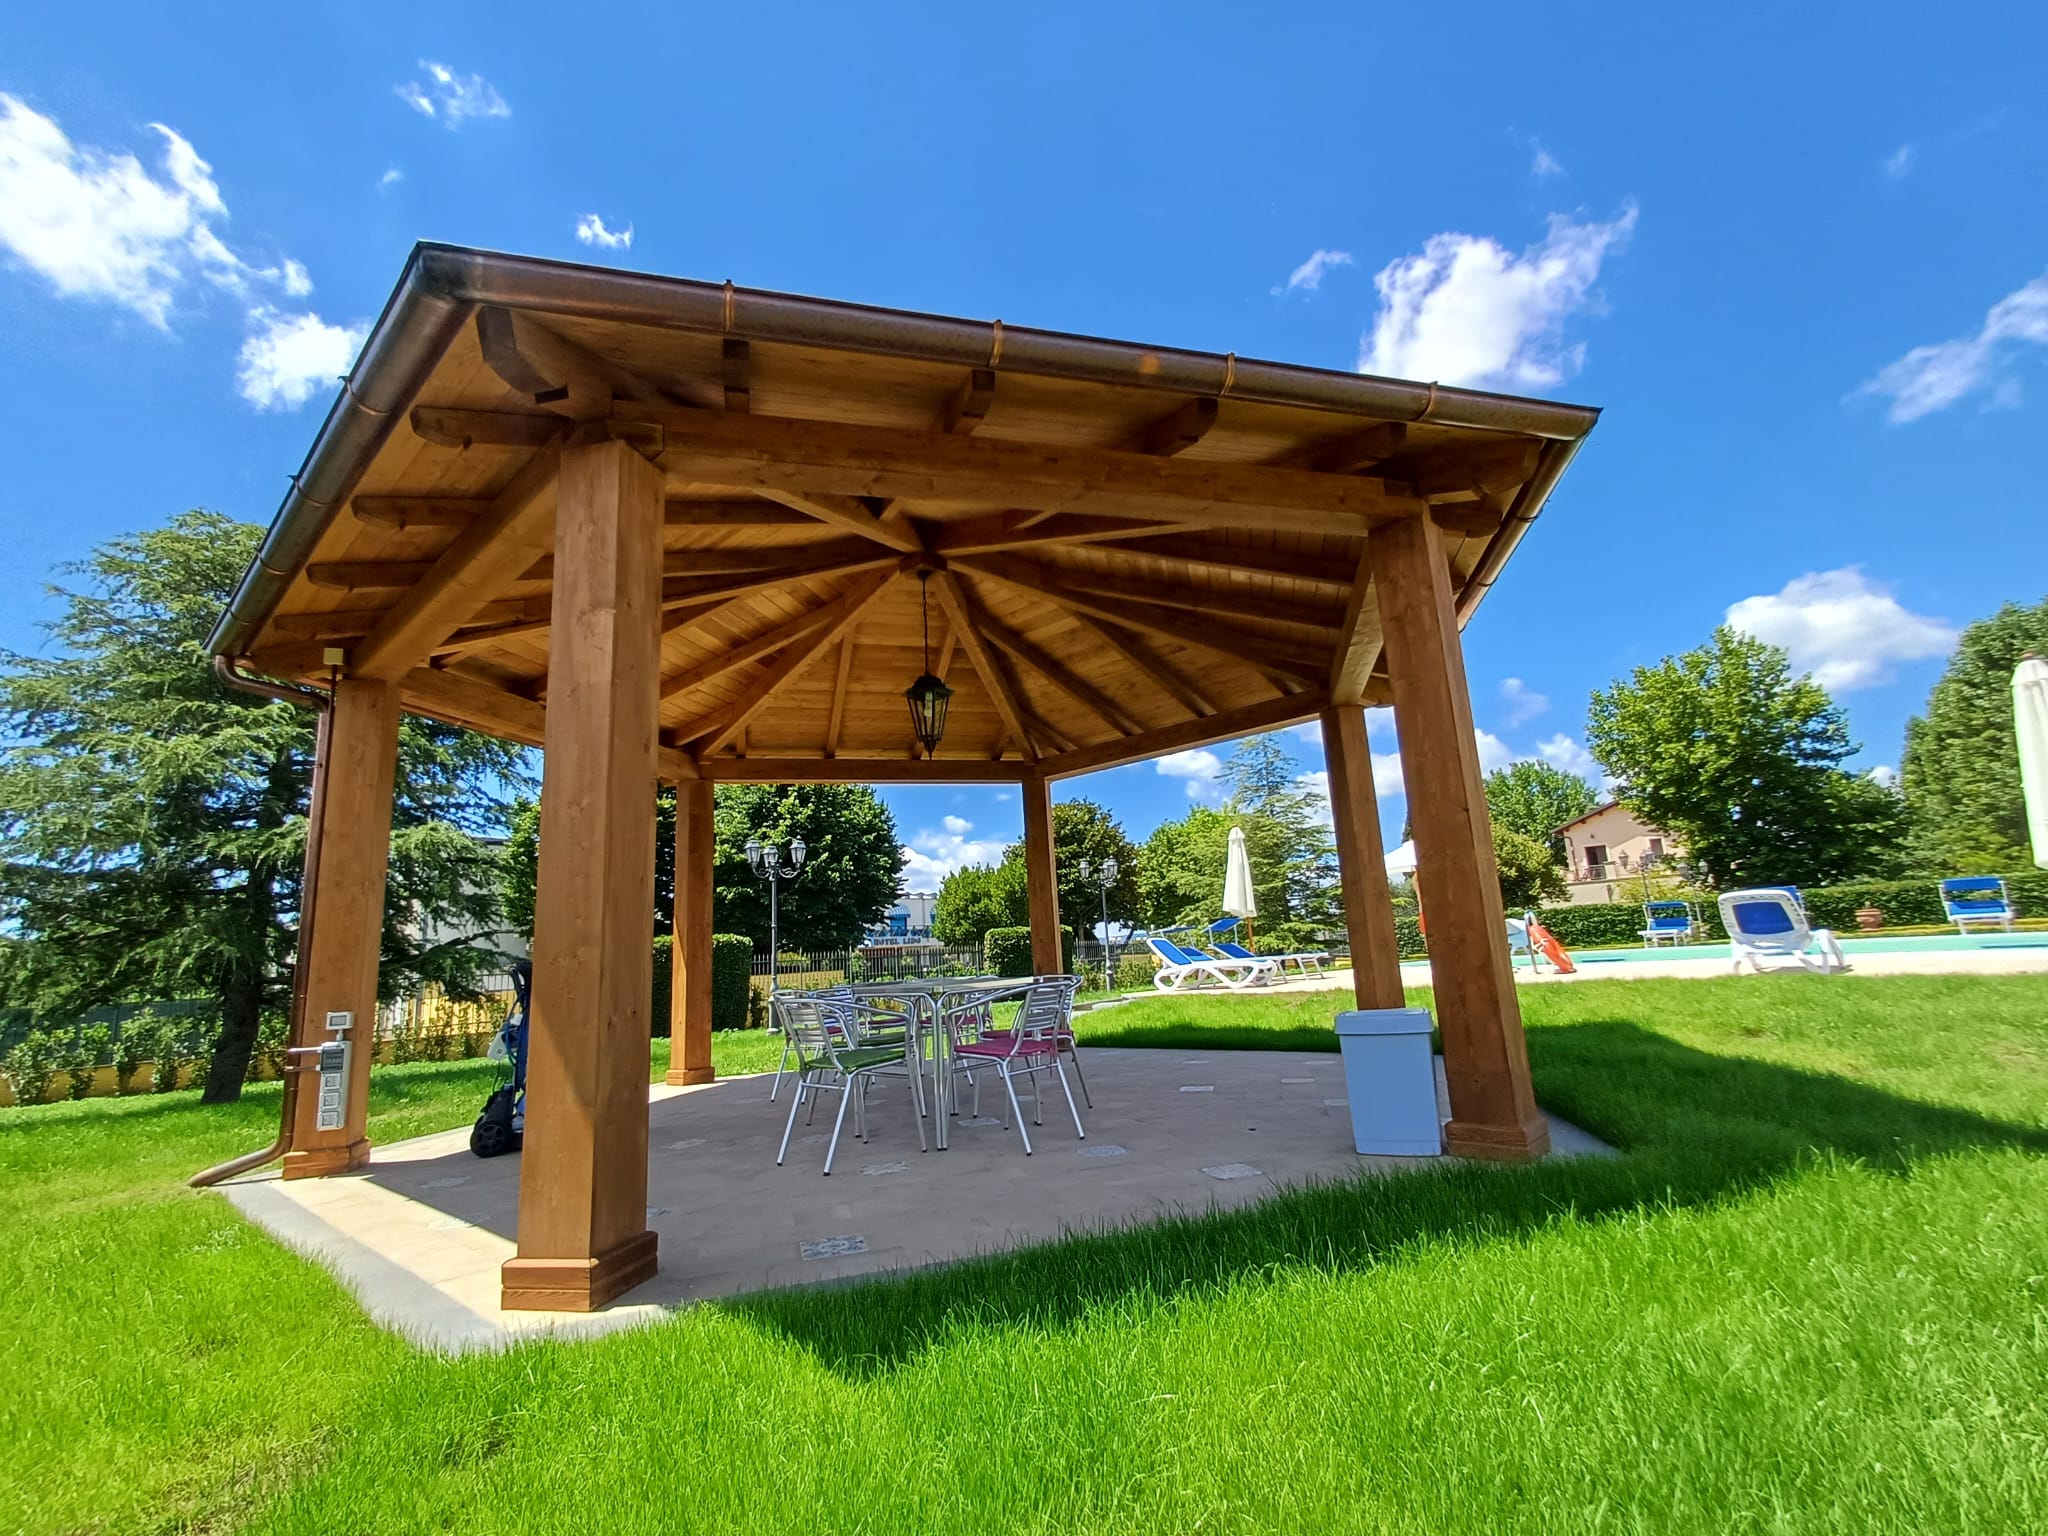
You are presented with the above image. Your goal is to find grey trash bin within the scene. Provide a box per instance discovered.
[1333,1007,1442,1156]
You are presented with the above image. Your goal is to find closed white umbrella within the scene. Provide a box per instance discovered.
[2016,653,2048,870]
[1223,825,1257,942]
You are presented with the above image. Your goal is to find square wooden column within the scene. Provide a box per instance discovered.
[664,777,715,1086]
[1321,706,1404,1011]
[1375,515,1549,1161]
[283,677,400,1178]
[1022,776,1063,974]
[503,437,664,1311]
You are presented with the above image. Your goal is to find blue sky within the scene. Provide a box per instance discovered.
[3,2,2045,891]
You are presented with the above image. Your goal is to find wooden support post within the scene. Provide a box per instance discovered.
[1320,706,1403,1011]
[665,777,715,1086]
[1022,776,1063,975]
[282,678,400,1178]
[1374,515,1549,1160]
[503,438,664,1311]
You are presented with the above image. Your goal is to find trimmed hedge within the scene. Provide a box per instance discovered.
[650,932,758,1033]
[985,925,1075,978]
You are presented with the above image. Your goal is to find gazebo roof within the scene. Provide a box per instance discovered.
[212,244,1598,781]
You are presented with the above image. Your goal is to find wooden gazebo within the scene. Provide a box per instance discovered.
[211,245,1598,1311]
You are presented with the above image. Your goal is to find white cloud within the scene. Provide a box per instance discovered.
[0,94,353,412]
[1882,143,1917,179]
[574,213,633,250]
[1294,769,1335,828]
[993,790,1013,802]
[899,819,1011,885]
[1855,271,2048,422]
[378,166,404,191]
[1726,567,1956,692]
[1475,729,1516,776]
[396,62,510,126]
[1272,247,1353,296]
[1156,748,1225,802]
[1867,764,1898,788]
[1358,204,1637,390]
[237,307,367,410]
[1535,733,1602,782]
[1530,144,1565,178]
[1497,676,1549,726]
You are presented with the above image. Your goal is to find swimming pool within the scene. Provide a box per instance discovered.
[1561,932,2048,966]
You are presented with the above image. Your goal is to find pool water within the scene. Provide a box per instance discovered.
[1561,932,2048,966]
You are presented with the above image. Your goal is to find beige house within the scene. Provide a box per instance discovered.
[1554,803,1684,906]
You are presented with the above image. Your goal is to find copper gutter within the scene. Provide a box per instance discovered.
[208,243,1600,659]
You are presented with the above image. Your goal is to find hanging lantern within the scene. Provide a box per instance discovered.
[904,569,953,757]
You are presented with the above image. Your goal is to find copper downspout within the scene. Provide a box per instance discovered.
[188,657,334,1188]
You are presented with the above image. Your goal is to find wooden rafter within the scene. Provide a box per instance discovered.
[1382,440,1540,503]
[658,547,901,610]
[1068,612,1215,719]
[1088,533,1358,592]
[1326,545,1381,707]
[659,599,842,702]
[721,339,751,413]
[474,306,674,417]
[431,613,553,659]
[754,489,924,554]
[957,556,1327,684]
[926,511,1193,557]
[674,566,904,756]
[958,551,1343,638]
[1282,421,1407,473]
[974,608,1144,737]
[823,637,855,758]
[929,569,1037,760]
[400,665,697,781]
[349,441,564,681]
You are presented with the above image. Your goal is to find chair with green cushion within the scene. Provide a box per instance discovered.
[774,994,926,1174]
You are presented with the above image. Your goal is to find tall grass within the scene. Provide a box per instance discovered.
[2,978,2044,1534]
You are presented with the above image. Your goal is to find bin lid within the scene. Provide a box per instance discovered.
[1334,1007,1434,1037]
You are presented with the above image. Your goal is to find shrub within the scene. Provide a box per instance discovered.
[1111,954,1157,992]
[2,1029,65,1107]
[712,934,754,1029]
[254,1011,290,1081]
[112,1015,152,1094]
[984,926,1075,978]
[149,1018,184,1093]
[68,1023,111,1100]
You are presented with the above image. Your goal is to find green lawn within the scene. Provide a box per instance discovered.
[4,977,2046,1533]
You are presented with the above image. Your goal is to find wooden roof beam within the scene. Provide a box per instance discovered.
[1066,613,1216,719]
[658,547,901,611]
[1123,397,1218,457]
[823,637,855,758]
[960,551,1343,638]
[399,665,697,781]
[348,441,563,681]
[957,556,1326,686]
[659,598,843,702]
[977,612,1145,737]
[1283,421,1407,474]
[1087,533,1358,593]
[674,565,904,756]
[722,339,751,413]
[926,511,1194,557]
[939,368,996,434]
[638,405,1426,533]
[355,496,805,532]
[929,569,1038,760]
[756,489,925,554]
[1326,546,1382,707]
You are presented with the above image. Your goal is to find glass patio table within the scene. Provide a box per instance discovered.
[849,977,1025,1150]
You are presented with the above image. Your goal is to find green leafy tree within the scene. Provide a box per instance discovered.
[929,799,1141,946]
[1484,760,1600,855]
[1586,626,1904,888]
[1900,596,2048,872]
[0,513,529,1102]
[1491,826,1569,910]
[1137,805,1335,932]
[932,862,1025,946]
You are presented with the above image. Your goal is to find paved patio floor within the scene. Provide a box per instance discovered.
[223,1047,1607,1354]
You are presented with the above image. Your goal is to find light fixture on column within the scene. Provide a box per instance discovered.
[904,569,953,757]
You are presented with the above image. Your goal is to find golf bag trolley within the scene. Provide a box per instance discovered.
[470,959,533,1158]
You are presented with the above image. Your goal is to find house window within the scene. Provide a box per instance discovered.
[1648,838,1664,857]
[1583,843,1607,876]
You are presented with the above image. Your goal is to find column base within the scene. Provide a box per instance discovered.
[502,1230,659,1312]
[664,1065,715,1086]
[281,1139,371,1179]
[1444,1116,1552,1161]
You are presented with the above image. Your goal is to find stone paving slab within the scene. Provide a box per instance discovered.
[221,1048,1609,1354]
